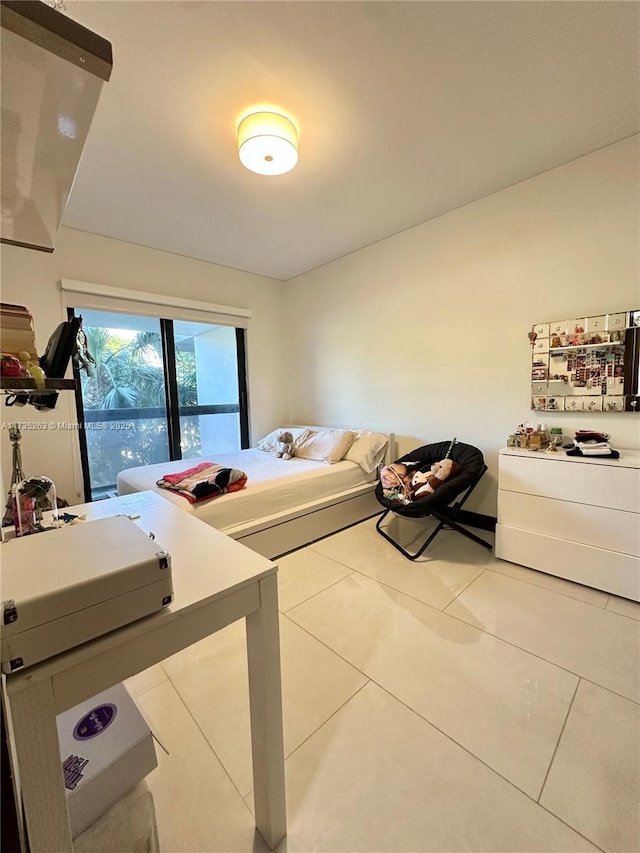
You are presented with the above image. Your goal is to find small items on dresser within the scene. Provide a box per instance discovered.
[507,424,620,457]
[509,422,550,450]
[566,430,620,459]
[548,427,563,450]
[528,426,549,451]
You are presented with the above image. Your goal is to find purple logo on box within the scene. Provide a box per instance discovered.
[73,703,117,741]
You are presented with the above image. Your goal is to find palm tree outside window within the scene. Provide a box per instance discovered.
[71,309,248,500]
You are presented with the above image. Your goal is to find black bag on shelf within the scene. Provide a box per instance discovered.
[39,317,80,379]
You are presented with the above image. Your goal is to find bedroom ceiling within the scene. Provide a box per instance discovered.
[60,0,639,281]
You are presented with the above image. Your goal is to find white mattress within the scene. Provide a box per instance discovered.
[116,449,373,531]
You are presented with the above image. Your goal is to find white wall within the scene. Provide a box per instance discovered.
[285,137,640,515]
[0,228,288,503]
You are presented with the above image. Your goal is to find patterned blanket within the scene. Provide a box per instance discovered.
[157,462,247,503]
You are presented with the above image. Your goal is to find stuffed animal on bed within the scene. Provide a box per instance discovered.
[410,458,461,500]
[275,431,295,460]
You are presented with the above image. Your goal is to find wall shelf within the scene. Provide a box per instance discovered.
[549,342,625,353]
[1,377,75,393]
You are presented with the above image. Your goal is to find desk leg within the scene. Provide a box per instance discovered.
[9,678,73,853]
[246,574,287,849]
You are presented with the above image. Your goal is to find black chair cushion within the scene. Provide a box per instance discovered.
[375,441,485,517]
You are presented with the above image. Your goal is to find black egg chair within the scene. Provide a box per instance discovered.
[375,440,492,560]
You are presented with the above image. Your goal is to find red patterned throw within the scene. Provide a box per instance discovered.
[157,462,247,503]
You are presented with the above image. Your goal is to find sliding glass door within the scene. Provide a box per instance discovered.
[72,309,248,500]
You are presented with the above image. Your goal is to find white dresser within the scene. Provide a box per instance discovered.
[496,447,640,601]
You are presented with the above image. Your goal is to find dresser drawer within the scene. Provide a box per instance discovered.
[550,319,572,336]
[586,315,606,333]
[497,491,640,556]
[532,339,549,355]
[498,454,640,513]
[532,323,549,338]
[495,525,640,601]
[604,396,625,412]
[607,312,628,330]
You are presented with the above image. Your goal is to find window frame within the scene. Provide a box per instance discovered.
[69,308,249,500]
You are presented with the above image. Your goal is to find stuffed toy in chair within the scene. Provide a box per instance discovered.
[275,431,295,460]
[380,462,416,504]
[410,458,461,500]
[380,457,461,503]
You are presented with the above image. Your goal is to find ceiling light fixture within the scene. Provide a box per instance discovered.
[237,110,298,176]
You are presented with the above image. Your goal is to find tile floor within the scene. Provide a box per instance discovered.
[76,515,640,853]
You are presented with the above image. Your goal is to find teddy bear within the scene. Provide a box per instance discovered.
[410,458,461,500]
[275,430,295,460]
[381,456,462,503]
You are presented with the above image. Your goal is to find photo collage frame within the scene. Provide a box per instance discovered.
[530,310,640,413]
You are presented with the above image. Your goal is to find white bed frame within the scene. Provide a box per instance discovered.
[222,430,395,559]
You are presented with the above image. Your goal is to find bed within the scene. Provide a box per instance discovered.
[116,427,393,558]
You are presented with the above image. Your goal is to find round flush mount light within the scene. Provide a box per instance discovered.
[237,110,298,176]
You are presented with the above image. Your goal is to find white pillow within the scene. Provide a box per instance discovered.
[256,427,312,453]
[294,429,356,464]
[344,430,389,474]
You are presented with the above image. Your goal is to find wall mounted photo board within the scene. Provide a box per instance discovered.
[530,310,640,413]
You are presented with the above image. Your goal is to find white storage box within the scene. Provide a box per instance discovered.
[56,682,157,838]
[1,516,173,673]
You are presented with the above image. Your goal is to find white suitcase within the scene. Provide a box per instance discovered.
[1,516,173,673]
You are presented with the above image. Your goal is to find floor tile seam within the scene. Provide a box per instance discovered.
[371,682,607,853]
[236,676,371,814]
[489,570,603,612]
[438,565,488,610]
[603,603,640,623]
[536,677,582,804]
[126,677,169,702]
[164,672,250,805]
[578,676,640,708]
[282,611,379,685]
[439,608,640,706]
[307,546,366,575]
[278,570,356,615]
[282,678,371,766]
[284,613,582,798]
[285,572,635,705]
[125,663,171,701]
[347,567,460,615]
[287,570,614,697]
[241,679,374,809]
[485,566,613,612]
[341,570,603,689]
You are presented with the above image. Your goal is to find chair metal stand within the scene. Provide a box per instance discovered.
[376,464,493,561]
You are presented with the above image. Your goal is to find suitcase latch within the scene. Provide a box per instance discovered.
[156,551,171,570]
[3,599,18,625]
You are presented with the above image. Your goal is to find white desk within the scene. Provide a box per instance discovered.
[2,491,286,851]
